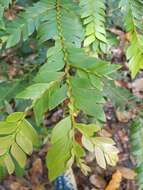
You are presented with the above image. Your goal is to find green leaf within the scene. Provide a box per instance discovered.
[16,83,53,100]
[33,84,67,125]
[16,132,33,155]
[46,117,72,181]
[49,84,67,110]
[70,76,105,100]
[6,112,25,122]
[6,28,21,48]
[0,112,38,174]
[34,41,65,83]
[4,1,50,48]
[84,35,95,47]
[70,76,106,121]
[68,47,120,76]
[122,0,143,78]
[34,71,64,83]
[103,80,136,110]
[33,90,50,125]
[37,1,83,47]
[40,41,65,72]
[0,122,17,135]
[127,34,143,78]
[47,138,72,181]
[130,119,143,189]
[89,74,104,91]
[4,154,15,174]
[75,123,100,137]
[20,119,38,145]
[51,117,71,144]
[80,0,106,52]
[0,136,13,156]
[73,142,85,159]
[11,143,27,168]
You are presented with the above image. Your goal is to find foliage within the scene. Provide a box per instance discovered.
[0,112,38,174]
[0,0,143,185]
[120,0,143,78]
[103,80,137,110]
[0,0,12,19]
[130,119,143,190]
[80,0,106,55]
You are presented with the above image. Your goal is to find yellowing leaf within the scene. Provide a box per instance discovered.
[93,137,119,169]
[0,112,38,175]
[94,146,106,169]
[78,159,91,176]
[82,135,94,152]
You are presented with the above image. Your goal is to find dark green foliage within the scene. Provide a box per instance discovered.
[130,119,143,190]
[103,80,136,110]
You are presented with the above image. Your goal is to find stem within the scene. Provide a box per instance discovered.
[56,0,75,126]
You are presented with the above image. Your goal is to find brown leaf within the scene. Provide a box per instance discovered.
[9,182,28,190]
[99,129,112,138]
[29,158,43,185]
[89,175,107,189]
[4,10,16,20]
[132,78,143,98]
[33,184,45,190]
[117,166,136,180]
[116,111,132,123]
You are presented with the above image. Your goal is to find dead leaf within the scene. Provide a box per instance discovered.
[33,184,45,190]
[105,170,122,190]
[4,10,16,20]
[117,166,136,180]
[116,111,132,123]
[9,182,28,190]
[132,78,143,98]
[89,175,107,189]
[99,129,112,137]
[85,152,95,163]
[29,158,43,185]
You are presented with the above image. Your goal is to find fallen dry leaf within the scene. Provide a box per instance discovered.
[116,111,133,123]
[99,129,112,137]
[29,158,43,185]
[9,182,28,190]
[117,166,136,180]
[89,174,107,189]
[4,10,16,20]
[132,78,143,98]
[34,184,45,190]
[105,170,122,190]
